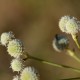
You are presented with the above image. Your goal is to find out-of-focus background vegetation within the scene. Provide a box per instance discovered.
[0,0,80,80]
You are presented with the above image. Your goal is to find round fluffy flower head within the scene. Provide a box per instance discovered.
[0,31,14,46]
[13,75,20,80]
[59,16,71,32]
[66,17,80,34]
[52,34,69,52]
[11,58,23,72]
[20,66,39,80]
[7,39,24,58]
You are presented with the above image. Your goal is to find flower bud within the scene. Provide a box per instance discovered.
[7,39,24,58]
[0,31,14,46]
[13,75,20,80]
[66,18,80,34]
[59,16,71,32]
[11,58,24,72]
[59,16,80,35]
[20,66,39,80]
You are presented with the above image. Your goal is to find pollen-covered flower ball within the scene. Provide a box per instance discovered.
[52,34,69,52]
[66,18,80,34]
[20,67,39,80]
[59,16,71,32]
[0,31,14,46]
[11,58,23,72]
[13,75,20,80]
[59,16,80,34]
[7,39,24,58]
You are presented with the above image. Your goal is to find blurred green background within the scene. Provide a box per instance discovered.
[0,0,80,80]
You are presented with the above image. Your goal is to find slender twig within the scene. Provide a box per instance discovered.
[66,48,80,62]
[23,53,80,73]
[72,34,80,49]
[60,77,80,80]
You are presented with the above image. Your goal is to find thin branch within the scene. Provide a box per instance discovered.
[23,53,80,73]
[60,77,80,80]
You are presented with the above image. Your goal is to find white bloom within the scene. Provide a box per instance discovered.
[20,66,39,80]
[0,31,14,46]
[59,16,80,34]
[13,75,20,80]
[66,18,80,34]
[11,58,23,72]
[7,39,24,58]
[59,16,71,32]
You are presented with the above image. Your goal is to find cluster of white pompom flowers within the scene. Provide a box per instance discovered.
[52,17,80,63]
[0,31,39,80]
[59,16,80,49]
[59,16,80,35]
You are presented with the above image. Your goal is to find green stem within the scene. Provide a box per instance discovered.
[60,77,80,80]
[67,48,80,63]
[23,54,80,73]
[72,34,80,49]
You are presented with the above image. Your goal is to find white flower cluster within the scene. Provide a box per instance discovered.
[11,58,23,72]
[0,31,39,80]
[7,39,23,58]
[59,16,80,35]
[20,67,39,80]
[0,31,14,46]
[13,75,20,80]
